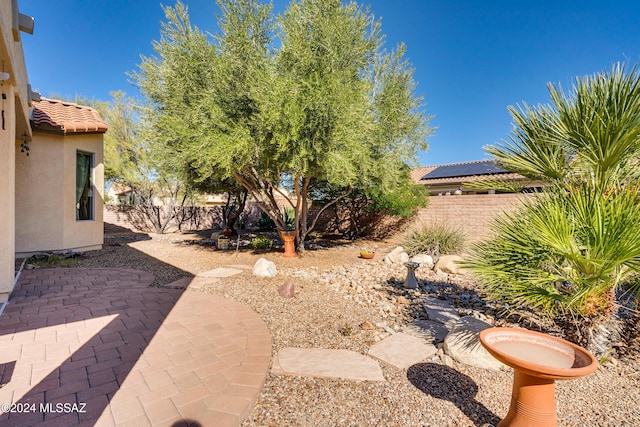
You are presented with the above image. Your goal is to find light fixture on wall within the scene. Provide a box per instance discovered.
[0,63,8,131]
[20,133,29,156]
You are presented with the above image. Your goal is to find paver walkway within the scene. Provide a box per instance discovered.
[0,268,271,427]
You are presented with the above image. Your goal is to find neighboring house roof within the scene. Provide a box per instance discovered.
[108,181,132,196]
[30,98,108,134]
[411,159,525,186]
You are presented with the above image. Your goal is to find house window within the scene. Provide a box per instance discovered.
[76,151,94,220]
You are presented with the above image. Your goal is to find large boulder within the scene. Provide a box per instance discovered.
[434,255,465,274]
[384,246,409,264]
[253,258,277,278]
[411,254,435,270]
[443,316,504,371]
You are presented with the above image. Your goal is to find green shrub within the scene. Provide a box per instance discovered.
[256,212,276,231]
[256,208,295,231]
[282,208,295,230]
[402,222,466,256]
[250,236,274,249]
[27,254,79,268]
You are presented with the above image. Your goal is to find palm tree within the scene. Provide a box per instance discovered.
[465,64,640,356]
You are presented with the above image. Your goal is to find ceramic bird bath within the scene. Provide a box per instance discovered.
[480,327,598,427]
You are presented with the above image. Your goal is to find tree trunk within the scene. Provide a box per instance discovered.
[558,308,622,359]
[225,189,248,233]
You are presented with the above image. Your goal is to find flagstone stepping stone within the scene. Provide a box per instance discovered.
[165,276,219,290]
[272,348,385,381]
[368,332,437,369]
[402,319,450,343]
[423,297,460,327]
[443,316,505,371]
[189,277,221,290]
[198,267,244,278]
[164,277,193,289]
[228,264,253,270]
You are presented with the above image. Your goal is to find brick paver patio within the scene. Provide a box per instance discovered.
[0,268,271,426]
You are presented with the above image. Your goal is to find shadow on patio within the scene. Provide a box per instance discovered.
[0,244,271,426]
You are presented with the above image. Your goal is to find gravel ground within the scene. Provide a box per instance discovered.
[70,231,640,427]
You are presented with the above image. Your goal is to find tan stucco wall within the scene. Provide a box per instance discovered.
[414,193,536,244]
[0,88,17,302]
[0,0,31,301]
[15,132,104,254]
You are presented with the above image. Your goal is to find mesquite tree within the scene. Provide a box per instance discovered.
[135,0,431,252]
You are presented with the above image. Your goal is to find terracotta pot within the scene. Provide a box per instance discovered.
[480,327,598,427]
[217,236,229,250]
[279,230,297,258]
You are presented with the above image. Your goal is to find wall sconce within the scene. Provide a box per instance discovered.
[0,67,7,131]
[20,133,30,156]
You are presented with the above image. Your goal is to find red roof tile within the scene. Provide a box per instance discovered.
[30,98,108,134]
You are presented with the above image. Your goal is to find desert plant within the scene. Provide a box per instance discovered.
[256,212,276,231]
[468,64,640,355]
[402,222,466,256]
[250,236,274,250]
[282,208,295,231]
[27,254,79,268]
[465,183,640,355]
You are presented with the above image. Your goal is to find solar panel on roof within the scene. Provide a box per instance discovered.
[421,160,509,180]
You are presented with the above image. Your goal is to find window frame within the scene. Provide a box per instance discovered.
[75,150,95,221]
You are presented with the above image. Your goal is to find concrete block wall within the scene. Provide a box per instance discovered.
[414,193,536,244]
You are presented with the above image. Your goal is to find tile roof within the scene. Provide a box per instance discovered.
[411,159,525,185]
[30,98,108,134]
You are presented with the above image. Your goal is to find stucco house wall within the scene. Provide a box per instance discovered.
[15,131,105,254]
[0,86,18,302]
[0,0,34,301]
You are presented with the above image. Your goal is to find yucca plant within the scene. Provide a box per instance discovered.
[403,222,466,256]
[467,63,640,355]
[465,182,640,354]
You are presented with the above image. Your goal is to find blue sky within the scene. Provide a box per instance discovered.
[20,0,640,166]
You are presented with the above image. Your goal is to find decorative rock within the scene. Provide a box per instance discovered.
[411,254,434,270]
[443,316,505,371]
[368,332,437,369]
[384,246,407,264]
[396,296,409,305]
[272,348,385,381]
[434,255,465,274]
[253,258,277,278]
[360,321,374,330]
[278,280,295,298]
[440,352,456,367]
